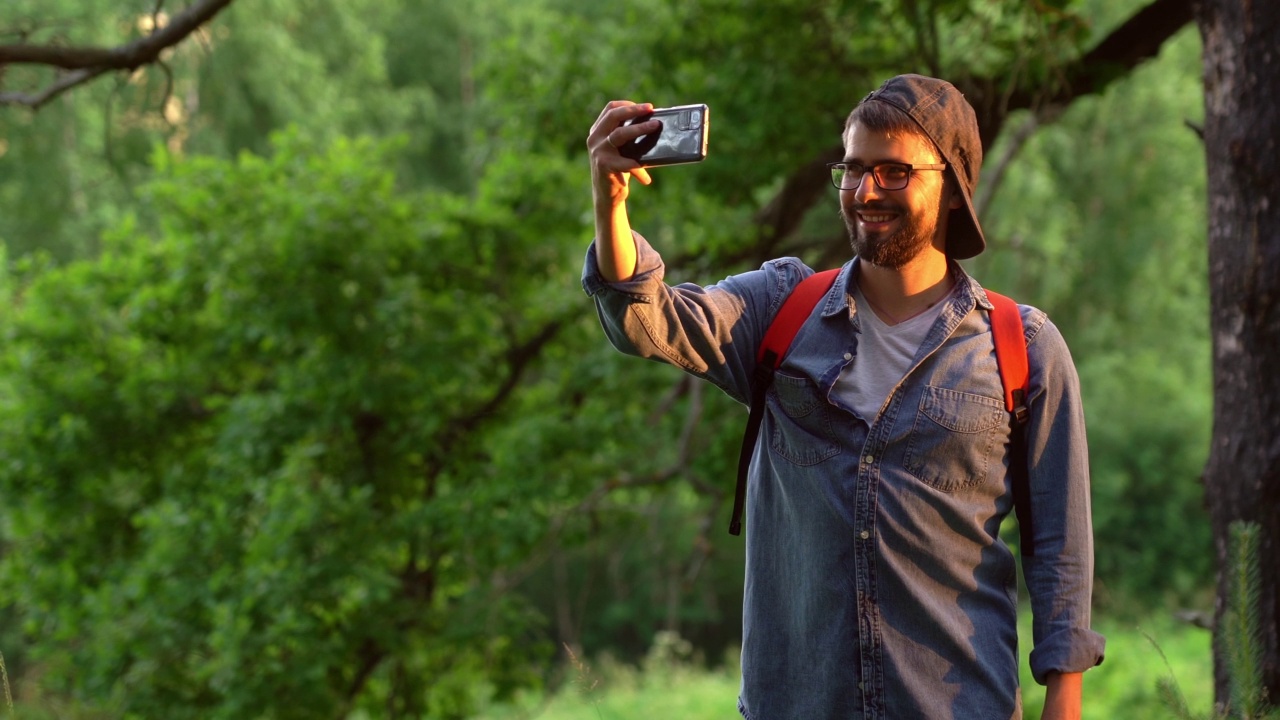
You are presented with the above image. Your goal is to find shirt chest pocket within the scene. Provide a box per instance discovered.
[766,372,842,466]
[904,385,1006,492]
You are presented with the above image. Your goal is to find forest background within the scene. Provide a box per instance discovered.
[0,0,1221,718]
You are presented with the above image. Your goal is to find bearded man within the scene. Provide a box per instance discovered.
[581,75,1105,720]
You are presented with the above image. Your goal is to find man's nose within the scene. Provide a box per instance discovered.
[852,170,882,204]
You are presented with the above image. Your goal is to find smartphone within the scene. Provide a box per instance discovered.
[618,104,710,167]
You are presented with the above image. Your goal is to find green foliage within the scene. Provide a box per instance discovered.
[0,127,610,717]
[0,0,1222,715]
[1221,523,1279,719]
[1148,522,1279,720]
[0,649,11,716]
[1225,523,1264,716]
[0,0,499,261]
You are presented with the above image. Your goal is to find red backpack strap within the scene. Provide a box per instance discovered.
[730,268,841,535]
[985,289,1035,556]
[986,290,1029,421]
[757,269,843,368]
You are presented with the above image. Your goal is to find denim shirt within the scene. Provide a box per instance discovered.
[582,234,1105,720]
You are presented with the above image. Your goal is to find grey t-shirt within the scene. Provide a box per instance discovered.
[834,282,949,422]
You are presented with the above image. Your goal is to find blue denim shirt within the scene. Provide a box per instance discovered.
[582,234,1105,720]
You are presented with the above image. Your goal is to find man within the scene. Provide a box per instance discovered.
[581,75,1105,719]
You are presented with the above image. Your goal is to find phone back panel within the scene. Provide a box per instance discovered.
[619,104,709,167]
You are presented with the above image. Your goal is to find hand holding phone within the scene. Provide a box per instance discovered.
[617,104,710,168]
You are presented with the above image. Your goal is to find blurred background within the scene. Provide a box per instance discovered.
[0,0,1215,718]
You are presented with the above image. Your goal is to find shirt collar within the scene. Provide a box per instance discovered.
[817,257,991,321]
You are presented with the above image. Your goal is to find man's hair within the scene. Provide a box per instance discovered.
[843,100,955,205]
[844,101,940,160]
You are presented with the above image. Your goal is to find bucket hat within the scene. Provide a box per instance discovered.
[860,74,986,259]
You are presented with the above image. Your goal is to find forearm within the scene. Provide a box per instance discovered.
[593,198,637,282]
[586,100,656,283]
[1042,671,1082,720]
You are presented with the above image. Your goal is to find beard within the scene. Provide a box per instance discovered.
[842,201,936,270]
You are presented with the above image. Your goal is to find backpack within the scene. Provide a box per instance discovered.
[730,269,1037,556]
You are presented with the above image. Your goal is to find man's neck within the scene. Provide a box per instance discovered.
[857,251,953,326]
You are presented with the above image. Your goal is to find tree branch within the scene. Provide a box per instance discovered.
[748,0,1193,259]
[421,311,570,505]
[750,144,846,261]
[433,315,567,454]
[0,67,108,108]
[341,638,386,709]
[972,0,1194,143]
[973,113,1042,219]
[0,0,236,109]
[489,377,727,597]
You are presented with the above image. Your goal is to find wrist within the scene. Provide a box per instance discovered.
[593,180,628,211]
[1042,672,1083,720]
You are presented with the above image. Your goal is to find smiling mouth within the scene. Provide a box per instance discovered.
[857,212,899,225]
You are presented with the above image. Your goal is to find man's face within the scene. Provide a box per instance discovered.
[840,123,956,269]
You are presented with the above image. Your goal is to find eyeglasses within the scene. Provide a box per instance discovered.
[827,162,948,191]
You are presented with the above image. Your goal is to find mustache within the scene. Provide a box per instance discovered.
[846,202,904,214]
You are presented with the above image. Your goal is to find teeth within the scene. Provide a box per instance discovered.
[861,214,894,223]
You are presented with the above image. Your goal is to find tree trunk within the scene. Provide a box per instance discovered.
[1196,0,1280,709]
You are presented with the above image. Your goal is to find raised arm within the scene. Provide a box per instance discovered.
[586,101,659,282]
[580,101,814,406]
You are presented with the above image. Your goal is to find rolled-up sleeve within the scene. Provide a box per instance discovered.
[582,232,809,405]
[1020,315,1107,683]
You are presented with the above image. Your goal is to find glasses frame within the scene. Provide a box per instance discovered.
[827,162,948,192]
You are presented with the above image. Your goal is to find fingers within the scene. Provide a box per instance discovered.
[591,100,652,136]
[588,101,658,167]
[607,118,661,153]
[589,101,658,202]
[594,99,644,122]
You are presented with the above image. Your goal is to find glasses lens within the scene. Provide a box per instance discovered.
[874,164,911,190]
[832,164,860,190]
[832,163,914,190]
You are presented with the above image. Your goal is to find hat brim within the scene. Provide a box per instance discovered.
[947,184,986,260]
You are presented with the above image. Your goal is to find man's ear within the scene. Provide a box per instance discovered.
[939,170,966,211]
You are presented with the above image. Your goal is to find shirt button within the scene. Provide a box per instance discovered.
[863,454,874,464]
[843,352,852,361]
[859,530,870,540]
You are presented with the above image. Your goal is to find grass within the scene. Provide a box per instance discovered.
[0,613,1215,719]
[474,614,1214,720]
[1021,614,1214,720]
[474,653,740,720]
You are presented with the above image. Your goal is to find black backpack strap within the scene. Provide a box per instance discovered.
[731,358,778,536]
[1008,417,1033,555]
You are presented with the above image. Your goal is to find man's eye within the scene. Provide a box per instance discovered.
[880,166,909,180]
